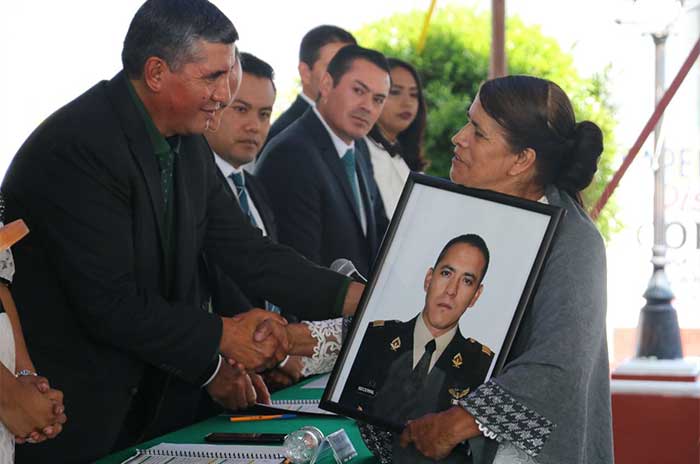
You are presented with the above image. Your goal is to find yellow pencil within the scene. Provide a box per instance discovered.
[229,414,297,423]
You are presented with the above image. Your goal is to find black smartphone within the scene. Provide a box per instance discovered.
[204,432,286,444]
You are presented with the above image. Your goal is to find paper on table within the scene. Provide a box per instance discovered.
[256,398,337,416]
[301,373,330,389]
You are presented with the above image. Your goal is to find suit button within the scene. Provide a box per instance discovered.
[129,386,139,396]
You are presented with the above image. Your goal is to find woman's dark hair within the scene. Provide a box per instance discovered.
[478,75,603,205]
[369,58,428,172]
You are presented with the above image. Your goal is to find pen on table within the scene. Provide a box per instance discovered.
[229,414,297,423]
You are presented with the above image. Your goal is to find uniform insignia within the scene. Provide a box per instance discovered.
[390,336,401,351]
[482,345,493,356]
[452,352,463,368]
[448,387,470,400]
[371,320,385,327]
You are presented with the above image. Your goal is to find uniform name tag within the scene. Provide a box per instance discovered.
[358,386,375,396]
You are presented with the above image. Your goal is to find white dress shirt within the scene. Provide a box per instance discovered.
[299,92,316,107]
[412,312,458,374]
[365,136,411,218]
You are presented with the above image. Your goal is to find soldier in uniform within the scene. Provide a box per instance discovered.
[340,234,493,462]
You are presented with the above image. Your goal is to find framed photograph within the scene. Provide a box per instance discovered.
[321,173,564,431]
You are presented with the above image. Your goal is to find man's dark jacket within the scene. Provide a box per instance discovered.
[3,71,346,463]
[256,109,386,277]
[266,94,309,143]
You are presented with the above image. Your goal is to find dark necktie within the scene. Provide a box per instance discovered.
[412,339,437,386]
[157,149,174,209]
[229,172,255,225]
[341,148,361,209]
[229,172,280,314]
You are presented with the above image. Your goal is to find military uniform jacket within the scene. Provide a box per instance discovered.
[340,316,494,430]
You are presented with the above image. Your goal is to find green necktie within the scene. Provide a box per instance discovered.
[341,148,361,209]
[157,147,175,209]
[229,172,255,225]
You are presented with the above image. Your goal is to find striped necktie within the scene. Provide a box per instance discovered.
[229,172,255,226]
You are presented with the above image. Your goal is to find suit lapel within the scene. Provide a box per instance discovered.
[171,145,196,300]
[106,72,167,256]
[245,175,277,242]
[356,155,378,248]
[304,111,366,231]
[434,327,467,374]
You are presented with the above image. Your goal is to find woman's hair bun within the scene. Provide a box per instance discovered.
[556,120,604,193]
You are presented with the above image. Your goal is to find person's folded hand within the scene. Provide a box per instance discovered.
[3,375,66,444]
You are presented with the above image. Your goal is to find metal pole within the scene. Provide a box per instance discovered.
[489,0,506,78]
[635,30,683,359]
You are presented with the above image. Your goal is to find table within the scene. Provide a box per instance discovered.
[97,376,377,463]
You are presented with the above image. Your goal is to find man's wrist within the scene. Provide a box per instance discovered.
[200,354,223,388]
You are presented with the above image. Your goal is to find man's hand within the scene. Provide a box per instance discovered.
[342,282,365,317]
[206,359,271,410]
[399,406,479,460]
[262,356,304,391]
[1,374,67,444]
[220,308,289,371]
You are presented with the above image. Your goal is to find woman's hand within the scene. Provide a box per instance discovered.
[0,370,66,443]
[399,406,480,460]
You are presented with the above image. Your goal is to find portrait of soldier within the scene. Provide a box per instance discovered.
[340,233,494,430]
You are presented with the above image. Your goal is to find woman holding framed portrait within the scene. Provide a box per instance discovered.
[389,75,612,463]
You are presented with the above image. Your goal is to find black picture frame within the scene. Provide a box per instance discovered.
[320,173,564,431]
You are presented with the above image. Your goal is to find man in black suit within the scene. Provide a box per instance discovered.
[3,1,362,462]
[267,25,356,142]
[340,234,494,462]
[204,52,281,316]
[256,45,390,278]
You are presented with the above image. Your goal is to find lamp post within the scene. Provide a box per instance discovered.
[635,23,683,358]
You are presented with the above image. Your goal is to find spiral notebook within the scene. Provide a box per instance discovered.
[266,398,335,416]
[121,442,285,463]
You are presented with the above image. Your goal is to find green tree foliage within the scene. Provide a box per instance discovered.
[356,6,621,239]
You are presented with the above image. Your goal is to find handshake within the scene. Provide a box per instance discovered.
[206,309,308,410]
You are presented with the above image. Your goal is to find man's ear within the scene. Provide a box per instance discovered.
[142,56,168,92]
[507,147,537,177]
[424,267,434,293]
[467,284,484,308]
[318,72,333,104]
[298,62,312,89]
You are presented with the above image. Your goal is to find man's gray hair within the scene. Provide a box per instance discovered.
[122,0,238,78]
